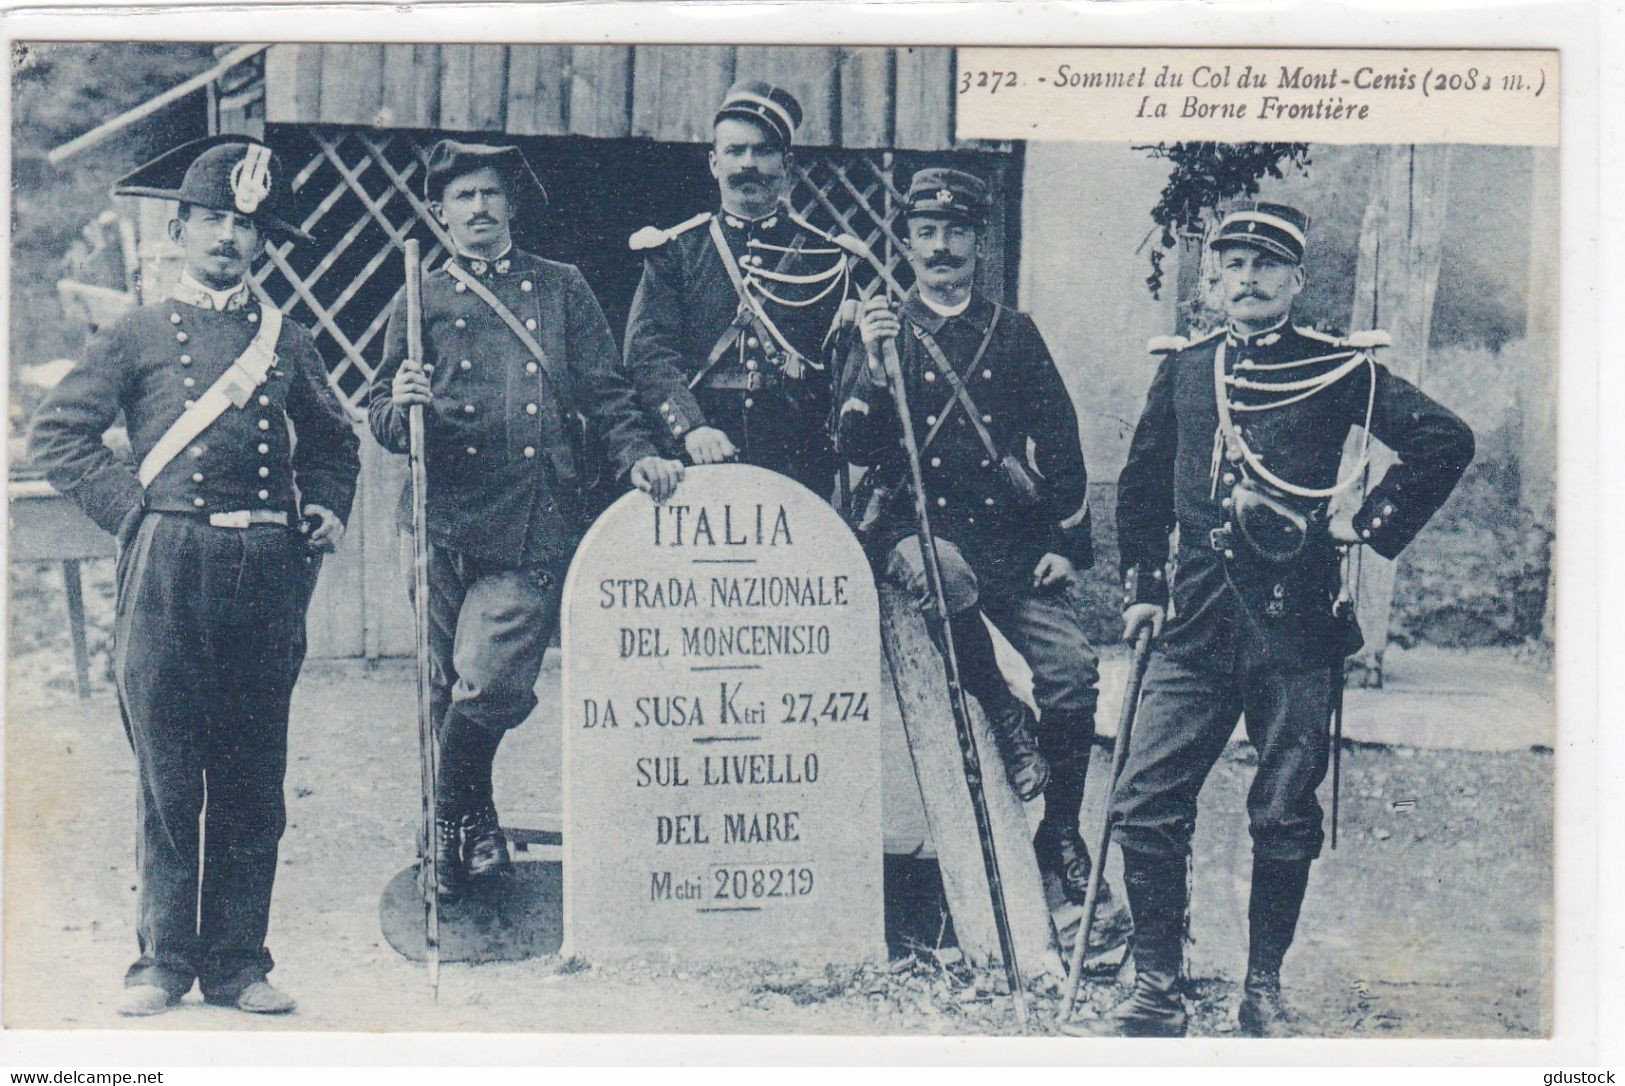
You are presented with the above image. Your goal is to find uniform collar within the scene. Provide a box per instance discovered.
[1225,315,1290,349]
[720,207,782,233]
[901,287,991,336]
[170,270,252,312]
[448,243,514,278]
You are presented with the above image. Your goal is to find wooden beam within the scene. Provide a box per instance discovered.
[631,45,734,144]
[839,48,893,149]
[880,589,1062,979]
[49,43,270,164]
[894,47,954,151]
[505,45,570,136]
[319,44,384,126]
[1342,145,1455,686]
[567,45,632,138]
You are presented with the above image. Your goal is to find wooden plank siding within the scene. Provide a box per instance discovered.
[264,44,966,152]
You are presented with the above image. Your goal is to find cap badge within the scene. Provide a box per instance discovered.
[229,144,274,215]
[1246,222,1257,233]
[936,189,954,204]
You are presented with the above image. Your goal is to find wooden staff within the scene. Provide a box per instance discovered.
[404,238,440,997]
[1057,626,1154,1023]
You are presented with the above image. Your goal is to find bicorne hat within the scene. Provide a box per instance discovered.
[714,81,803,150]
[423,140,548,212]
[1211,202,1311,265]
[113,135,311,243]
[903,167,990,227]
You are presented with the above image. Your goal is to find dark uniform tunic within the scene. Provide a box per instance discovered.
[836,289,1100,718]
[368,249,658,735]
[1111,321,1474,861]
[29,291,360,998]
[623,210,848,497]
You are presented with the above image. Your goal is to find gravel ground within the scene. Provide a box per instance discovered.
[4,642,1551,1038]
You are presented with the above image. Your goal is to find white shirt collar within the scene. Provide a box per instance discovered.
[918,292,971,319]
[172,270,251,312]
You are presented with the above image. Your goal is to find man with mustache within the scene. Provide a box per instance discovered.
[835,168,1129,950]
[622,81,853,498]
[30,137,360,1016]
[1104,202,1474,1036]
[369,141,682,902]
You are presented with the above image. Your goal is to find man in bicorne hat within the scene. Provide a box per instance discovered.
[30,136,361,1017]
[1103,201,1474,1036]
[836,168,1129,949]
[368,140,682,902]
[622,80,854,498]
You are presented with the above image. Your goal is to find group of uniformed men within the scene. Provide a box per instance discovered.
[30,77,1473,1035]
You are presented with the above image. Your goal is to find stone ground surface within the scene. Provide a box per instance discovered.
[3,644,1552,1038]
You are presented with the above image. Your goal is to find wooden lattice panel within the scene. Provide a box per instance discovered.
[249,125,1012,414]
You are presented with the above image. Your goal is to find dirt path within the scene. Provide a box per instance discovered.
[4,651,1550,1037]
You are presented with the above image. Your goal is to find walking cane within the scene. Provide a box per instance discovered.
[1057,625,1154,1024]
[403,239,441,998]
[875,327,1030,1027]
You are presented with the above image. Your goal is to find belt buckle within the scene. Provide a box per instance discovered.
[210,511,251,529]
[745,371,764,392]
[1209,526,1232,553]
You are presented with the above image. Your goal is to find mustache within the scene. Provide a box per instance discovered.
[208,245,241,259]
[728,169,773,186]
[1232,289,1272,301]
[466,214,498,226]
[924,253,968,269]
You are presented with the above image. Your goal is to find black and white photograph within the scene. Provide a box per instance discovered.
[1,8,1604,1065]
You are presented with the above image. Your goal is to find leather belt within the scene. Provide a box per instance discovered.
[703,370,782,392]
[1209,525,1234,554]
[208,509,290,529]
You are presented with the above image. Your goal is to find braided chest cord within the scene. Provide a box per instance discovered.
[1212,337,1379,501]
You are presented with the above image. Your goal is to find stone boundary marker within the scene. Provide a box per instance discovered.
[561,465,884,963]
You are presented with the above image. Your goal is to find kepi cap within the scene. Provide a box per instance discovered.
[714,81,803,149]
[903,167,990,227]
[424,140,548,213]
[113,135,310,243]
[1211,201,1311,264]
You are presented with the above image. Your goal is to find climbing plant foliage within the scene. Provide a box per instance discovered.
[1138,142,1313,298]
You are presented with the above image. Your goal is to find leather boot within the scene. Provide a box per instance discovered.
[1033,712,1095,902]
[1238,856,1311,1036]
[462,802,514,882]
[426,814,465,904]
[1105,850,1188,1037]
[947,612,1049,800]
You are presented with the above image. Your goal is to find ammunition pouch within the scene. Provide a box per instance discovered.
[999,454,1043,508]
[1232,478,1312,564]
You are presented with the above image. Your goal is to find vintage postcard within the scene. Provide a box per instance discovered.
[0,0,1607,1070]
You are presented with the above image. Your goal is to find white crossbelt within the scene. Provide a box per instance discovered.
[137,305,284,487]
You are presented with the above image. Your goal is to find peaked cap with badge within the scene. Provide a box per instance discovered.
[903,167,991,227]
[114,135,311,243]
[714,80,804,149]
[1210,201,1311,265]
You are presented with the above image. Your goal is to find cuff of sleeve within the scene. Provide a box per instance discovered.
[301,485,356,526]
[1122,562,1169,608]
[1351,492,1406,560]
[656,392,704,442]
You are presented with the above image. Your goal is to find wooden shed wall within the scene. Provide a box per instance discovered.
[264,44,962,151]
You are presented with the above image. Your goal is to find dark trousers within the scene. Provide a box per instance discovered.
[113,514,309,998]
[1110,654,1333,862]
[417,544,568,738]
[884,535,1101,719]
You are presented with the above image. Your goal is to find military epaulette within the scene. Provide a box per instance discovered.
[1147,328,1222,356]
[1297,325,1391,350]
[628,212,712,252]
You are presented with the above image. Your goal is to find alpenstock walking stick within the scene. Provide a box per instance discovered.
[404,238,441,998]
[1057,625,1154,1023]
[875,325,1030,1027]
